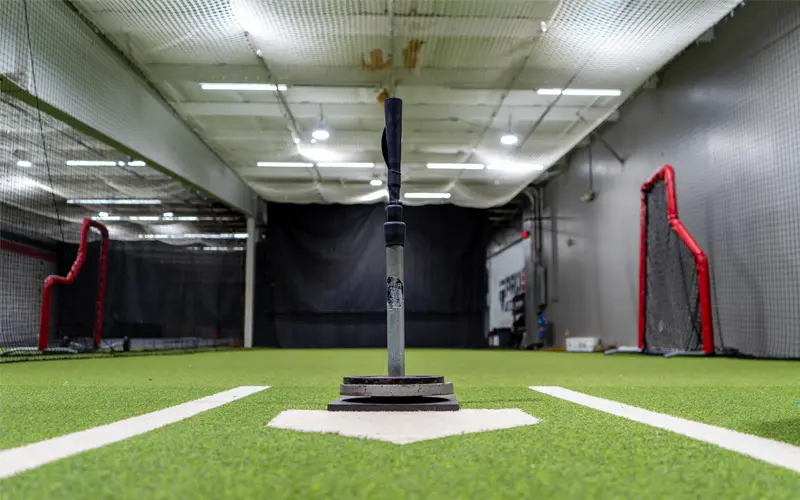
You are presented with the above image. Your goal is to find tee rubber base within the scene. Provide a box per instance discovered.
[327,395,459,412]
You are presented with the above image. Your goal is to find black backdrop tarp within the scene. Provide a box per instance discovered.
[57,241,244,344]
[255,203,489,348]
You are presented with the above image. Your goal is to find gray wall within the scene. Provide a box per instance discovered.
[542,1,800,358]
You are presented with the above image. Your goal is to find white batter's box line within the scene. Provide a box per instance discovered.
[0,385,270,480]
[529,386,800,474]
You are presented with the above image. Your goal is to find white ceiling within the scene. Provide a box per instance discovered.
[71,0,740,208]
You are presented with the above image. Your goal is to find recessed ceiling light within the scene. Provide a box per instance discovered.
[370,179,383,186]
[426,163,485,170]
[404,192,452,199]
[163,212,174,218]
[500,134,519,146]
[16,160,32,167]
[98,211,109,217]
[200,83,287,91]
[311,127,330,141]
[256,162,314,168]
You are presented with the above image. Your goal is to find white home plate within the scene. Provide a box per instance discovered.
[267,409,540,444]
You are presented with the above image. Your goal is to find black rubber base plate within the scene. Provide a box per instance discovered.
[327,395,459,412]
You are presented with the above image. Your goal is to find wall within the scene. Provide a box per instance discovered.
[542,1,800,358]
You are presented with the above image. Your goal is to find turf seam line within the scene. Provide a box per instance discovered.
[0,385,270,480]
[529,386,800,474]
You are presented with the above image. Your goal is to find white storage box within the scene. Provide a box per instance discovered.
[566,337,600,353]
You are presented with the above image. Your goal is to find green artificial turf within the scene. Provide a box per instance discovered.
[1,350,800,499]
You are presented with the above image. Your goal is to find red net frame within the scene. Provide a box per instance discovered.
[38,218,109,351]
[638,165,713,355]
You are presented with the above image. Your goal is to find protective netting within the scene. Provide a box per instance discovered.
[0,3,247,361]
[68,0,739,208]
[642,181,703,354]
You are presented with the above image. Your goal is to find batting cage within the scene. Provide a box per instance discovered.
[0,91,246,362]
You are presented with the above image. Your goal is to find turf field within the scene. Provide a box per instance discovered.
[2,349,800,499]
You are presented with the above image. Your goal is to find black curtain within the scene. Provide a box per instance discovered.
[57,241,244,342]
[255,203,489,348]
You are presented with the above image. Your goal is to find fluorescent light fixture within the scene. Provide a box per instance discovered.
[130,216,160,221]
[370,179,383,186]
[316,162,375,168]
[500,134,519,146]
[256,162,314,168]
[163,212,174,218]
[16,160,32,167]
[66,199,162,205]
[404,192,452,199]
[536,88,622,97]
[203,246,245,252]
[356,189,389,202]
[426,163,485,170]
[117,161,125,166]
[176,216,200,221]
[98,212,109,218]
[200,83,287,91]
[91,215,121,221]
[487,163,544,172]
[311,128,330,141]
[66,160,118,167]
[127,160,147,167]
[138,233,248,240]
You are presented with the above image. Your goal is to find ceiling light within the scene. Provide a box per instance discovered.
[91,215,121,221]
[16,160,32,167]
[130,216,160,221]
[138,233,248,240]
[98,211,109,217]
[404,192,452,199]
[117,161,125,166]
[66,199,162,205]
[199,83,287,91]
[311,127,330,141]
[176,216,200,221]
[500,134,519,146]
[357,189,389,202]
[536,88,622,97]
[426,163,485,170]
[127,160,147,167]
[256,162,314,168]
[66,160,118,166]
[163,212,174,218]
[370,179,383,186]
[316,162,374,168]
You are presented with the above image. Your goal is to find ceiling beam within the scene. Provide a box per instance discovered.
[183,102,617,123]
[89,12,551,39]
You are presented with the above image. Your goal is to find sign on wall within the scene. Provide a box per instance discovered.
[488,241,525,330]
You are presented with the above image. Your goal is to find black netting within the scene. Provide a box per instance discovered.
[643,181,703,353]
[1,9,246,362]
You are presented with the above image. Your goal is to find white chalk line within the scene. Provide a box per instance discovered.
[0,385,270,479]
[530,386,800,474]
